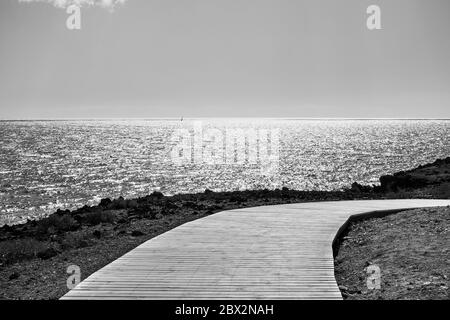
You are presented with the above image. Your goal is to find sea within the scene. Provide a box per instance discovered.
[0,119,449,225]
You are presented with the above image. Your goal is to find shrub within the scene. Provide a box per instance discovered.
[0,238,48,265]
[36,214,79,234]
[59,232,92,250]
[84,211,117,226]
[435,183,450,199]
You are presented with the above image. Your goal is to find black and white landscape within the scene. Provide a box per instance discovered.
[0,0,449,306]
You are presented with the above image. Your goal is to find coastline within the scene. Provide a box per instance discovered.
[0,157,449,299]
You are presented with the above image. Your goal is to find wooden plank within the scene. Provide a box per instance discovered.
[61,199,450,300]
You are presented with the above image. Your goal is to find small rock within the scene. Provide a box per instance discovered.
[78,240,90,248]
[47,226,57,235]
[364,261,373,267]
[341,291,353,298]
[99,198,112,207]
[338,285,349,292]
[151,191,164,199]
[117,198,128,209]
[9,272,20,281]
[127,213,139,220]
[37,247,59,260]
[127,200,138,209]
[350,182,367,193]
[131,230,145,237]
[93,230,102,239]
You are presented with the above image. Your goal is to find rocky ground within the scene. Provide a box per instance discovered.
[334,206,449,300]
[0,210,212,299]
[0,157,449,299]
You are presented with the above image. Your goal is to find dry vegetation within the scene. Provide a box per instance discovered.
[335,206,450,300]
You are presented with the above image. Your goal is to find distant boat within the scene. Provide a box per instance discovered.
[180,117,183,121]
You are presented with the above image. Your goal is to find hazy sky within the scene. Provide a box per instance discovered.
[1,0,449,118]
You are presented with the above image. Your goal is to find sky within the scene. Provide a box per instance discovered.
[0,0,449,119]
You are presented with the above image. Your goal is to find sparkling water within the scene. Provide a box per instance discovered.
[0,119,448,225]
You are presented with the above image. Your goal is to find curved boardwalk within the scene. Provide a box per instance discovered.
[62,199,450,300]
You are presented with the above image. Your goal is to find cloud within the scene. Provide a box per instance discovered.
[18,0,127,10]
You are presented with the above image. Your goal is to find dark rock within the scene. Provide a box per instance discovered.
[127,213,140,220]
[127,200,138,209]
[2,224,12,232]
[99,198,112,207]
[349,288,362,294]
[79,205,91,213]
[131,230,145,237]
[350,182,373,193]
[338,285,349,292]
[9,272,20,281]
[379,157,450,192]
[117,218,127,224]
[163,201,178,210]
[183,201,197,209]
[77,240,90,248]
[151,191,164,199]
[364,260,374,267]
[229,196,242,203]
[46,226,57,235]
[341,291,351,298]
[37,247,59,260]
[379,174,429,191]
[116,197,128,209]
[93,230,102,239]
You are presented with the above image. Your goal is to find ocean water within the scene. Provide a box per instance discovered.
[0,119,449,225]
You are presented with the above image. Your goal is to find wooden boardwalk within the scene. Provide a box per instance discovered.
[62,199,450,300]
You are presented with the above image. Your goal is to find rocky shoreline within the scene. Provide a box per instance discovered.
[0,157,449,299]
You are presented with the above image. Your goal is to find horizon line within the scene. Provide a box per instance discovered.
[0,117,449,121]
